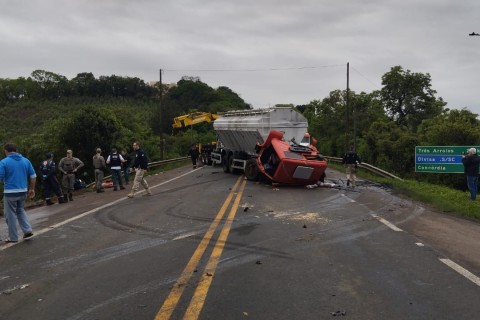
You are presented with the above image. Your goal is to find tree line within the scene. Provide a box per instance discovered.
[0,71,249,194]
[303,66,480,190]
[0,66,479,195]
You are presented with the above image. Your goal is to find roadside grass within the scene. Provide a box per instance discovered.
[328,162,480,221]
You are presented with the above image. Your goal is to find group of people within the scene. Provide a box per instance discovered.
[0,141,152,243]
[39,149,86,204]
[92,148,130,193]
[92,142,151,198]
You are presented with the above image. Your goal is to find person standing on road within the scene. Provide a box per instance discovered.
[121,150,131,185]
[127,141,151,198]
[106,148,125,191]
[93,148,106,193]
[188,144,199,169]
[39,152,66,205]
[462,147,480,200]
[0,143,36,243]
[58,149,84,202]
[342,146,361,187]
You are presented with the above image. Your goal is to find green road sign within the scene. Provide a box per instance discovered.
[415,146,480,173]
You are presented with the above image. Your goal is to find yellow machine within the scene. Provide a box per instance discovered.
[172,112,221,130]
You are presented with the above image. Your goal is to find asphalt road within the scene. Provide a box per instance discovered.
[1,165,480,320]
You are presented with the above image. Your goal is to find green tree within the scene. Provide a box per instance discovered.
[418,108,480,145]
[31,70,70,99]
[381,66,446,131]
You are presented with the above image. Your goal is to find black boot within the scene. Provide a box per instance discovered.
[46,199,54,206]
[69,193,73,201]
[58,196,67,204]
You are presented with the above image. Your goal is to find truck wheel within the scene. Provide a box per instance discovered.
[228,154,238,174]
[223,154,231,173]
[245,159,259,181]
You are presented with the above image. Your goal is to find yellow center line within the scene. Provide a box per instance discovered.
[154,176,243,320]
[183,179,247,320]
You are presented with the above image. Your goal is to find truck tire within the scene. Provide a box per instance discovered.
[223,152,231,173]
[228,154,241,174]
[244,159,259,181]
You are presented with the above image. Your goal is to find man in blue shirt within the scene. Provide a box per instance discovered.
[0,143,36,243]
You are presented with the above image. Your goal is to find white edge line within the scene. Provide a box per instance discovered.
[370,214,403,232]
[439,258,480,287]
[1,168,202,249]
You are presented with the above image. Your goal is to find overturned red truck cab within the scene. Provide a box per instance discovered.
[211,107,327,186]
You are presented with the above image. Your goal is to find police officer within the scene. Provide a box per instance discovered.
[106,148,125,191]
[342,146,362,187]
[39,152,66,205]
[58,149,84,201]
[93,148,106,193]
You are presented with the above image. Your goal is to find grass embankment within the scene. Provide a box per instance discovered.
[328,162,480,221]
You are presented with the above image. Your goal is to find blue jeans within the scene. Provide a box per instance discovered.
[3,194,33,241]
[466,175,478,200]
[122,167,130,184]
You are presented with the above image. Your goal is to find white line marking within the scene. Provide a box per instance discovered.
[1,168,201,251]
[370,214,403,232]
[341,194,355,203]
[439,258,480,286]
[415,243,425,247]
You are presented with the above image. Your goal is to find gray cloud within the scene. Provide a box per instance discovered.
[1,0,479,112]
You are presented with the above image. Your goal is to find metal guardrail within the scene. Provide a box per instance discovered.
[86,156,189,188]
[324,156,403,181]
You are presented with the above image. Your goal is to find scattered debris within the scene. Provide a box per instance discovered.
[306,181,338,189]
[206,272,213,277]
[330,310,347,317]
[244,207,249,212]
[255,260,262,265]
[302,224,307,228]
[243,311,249,316]
[1,283,30,295]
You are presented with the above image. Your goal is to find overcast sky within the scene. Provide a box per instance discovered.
[1,0,479,114]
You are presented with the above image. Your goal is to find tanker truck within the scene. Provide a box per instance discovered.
[211,107,327,186]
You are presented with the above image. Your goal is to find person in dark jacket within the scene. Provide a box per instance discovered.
[127,141,151,198]
[342,147,362,187]
[188,144,200,169]
[39,152,66,205]
[121,150,131,185]
[462,147,480,200]
[106,148,125,191]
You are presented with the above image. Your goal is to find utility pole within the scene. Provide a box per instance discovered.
[159,69,164,160]
[345,62,350,152]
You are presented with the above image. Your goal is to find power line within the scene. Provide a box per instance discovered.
[164,64,346,72]
[350,66,379,89]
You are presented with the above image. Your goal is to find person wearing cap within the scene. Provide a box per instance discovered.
[58,149,84,202]
[462,147,480,200]
[92,148,106,193]
[39,152,66,205]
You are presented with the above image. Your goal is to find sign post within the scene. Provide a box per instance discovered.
[415,146,480,173]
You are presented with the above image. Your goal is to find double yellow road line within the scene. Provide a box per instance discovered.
[155,176,247,320]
